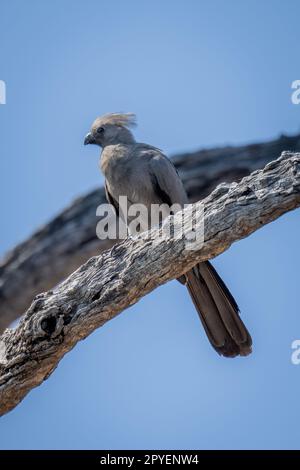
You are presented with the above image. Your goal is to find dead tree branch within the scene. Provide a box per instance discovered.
[0,151,299,416]
[1,133,300,332]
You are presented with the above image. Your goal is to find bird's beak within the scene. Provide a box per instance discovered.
[84,132,96,145]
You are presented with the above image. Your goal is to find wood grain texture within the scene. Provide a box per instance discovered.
[0,151,299,416]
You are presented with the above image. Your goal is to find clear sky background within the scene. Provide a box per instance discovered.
[0,0,300,450]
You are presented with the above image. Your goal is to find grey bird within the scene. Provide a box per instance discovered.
[84,113,252,358]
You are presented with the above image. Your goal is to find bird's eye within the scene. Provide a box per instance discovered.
[97,127,104,134]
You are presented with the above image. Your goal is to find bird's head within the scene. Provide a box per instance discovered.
[84,112,136,148]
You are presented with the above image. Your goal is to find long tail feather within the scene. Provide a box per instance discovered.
[185,261,252,357]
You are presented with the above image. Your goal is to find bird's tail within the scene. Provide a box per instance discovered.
[185,261,252,357]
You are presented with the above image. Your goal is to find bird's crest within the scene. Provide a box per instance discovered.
[92,113,137,131]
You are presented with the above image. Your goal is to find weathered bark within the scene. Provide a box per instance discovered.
[1,133,300,333]
[0,151,299,416]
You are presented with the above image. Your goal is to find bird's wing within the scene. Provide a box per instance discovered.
[105,181,120,216]
[148,153,188,207]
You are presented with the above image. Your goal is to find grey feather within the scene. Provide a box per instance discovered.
[86,113,253,358]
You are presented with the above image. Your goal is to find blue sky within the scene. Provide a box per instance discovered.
[0,0,300,449]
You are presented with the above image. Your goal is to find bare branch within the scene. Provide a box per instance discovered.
[1,133,300,332]
[0,151,299,416]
